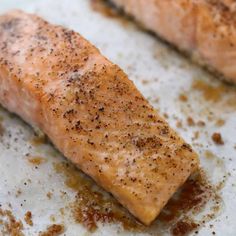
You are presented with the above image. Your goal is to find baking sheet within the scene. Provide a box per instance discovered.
[0,0,236,235]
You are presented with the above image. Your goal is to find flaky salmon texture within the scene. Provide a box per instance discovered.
[111,0,236,84]
[0,10,199,225]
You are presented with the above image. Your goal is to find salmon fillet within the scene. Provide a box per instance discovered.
[0,10,199,225]
[110,0,236,84]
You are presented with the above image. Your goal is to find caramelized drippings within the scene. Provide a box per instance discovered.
[72,188,144,232]
[54,162,221,235]
[54,162,143,232]
[0,208,24,236]
[39,224,64,236]
[158,171,218,224]
[24,211,33,226]
[171,219,198,236]
[211,132,224,145]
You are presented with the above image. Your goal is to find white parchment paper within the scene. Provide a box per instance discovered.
[0,0,235,235]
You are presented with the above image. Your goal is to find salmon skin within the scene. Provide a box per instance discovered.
[0,10,198,225]
[110,0,236,84]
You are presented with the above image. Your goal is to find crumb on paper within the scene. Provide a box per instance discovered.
[39,224,64,236]
[176,120,183,128]
[163,113,169,119]
[15,189,22,198]
[152,97,159,104]
[178,93,188,102]
[47,192,52,199]
[192,131,199,141]
[197,120,205,127]
[59,208,65,216]
[187,117,195,126]
[24,211,33,226]
[50,215,56,222]
[212,133,224,145]
[141,79,150,85]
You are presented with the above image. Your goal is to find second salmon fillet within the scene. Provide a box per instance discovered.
[0,10,199,225]
[111,0,236,84]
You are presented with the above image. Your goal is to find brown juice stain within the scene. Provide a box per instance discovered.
[30,134,47,146]
[204,150,225,169]
[205,150,215,160]
[27,156,46,165]
[177,79,235,129]
[54,162,222,235]
[192,80,225,102]
[0,121,4,136]
[192,79,236,107]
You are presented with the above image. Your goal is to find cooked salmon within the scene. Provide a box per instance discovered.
[111,0,236,84]
[0,10,199,225]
